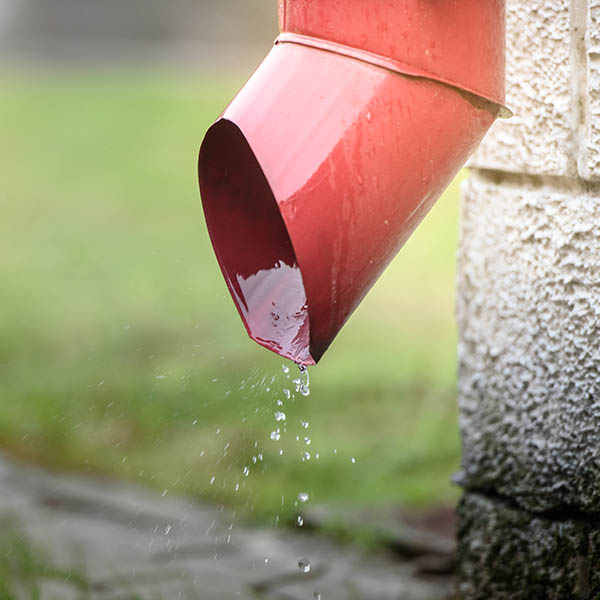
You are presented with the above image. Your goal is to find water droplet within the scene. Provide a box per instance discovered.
[351,457,356,464]
[192,419,198,425]
[304,437,311,445]
[366,110,372,122]
[302,452,311,462]
[235,483,240,491]
[161,489,168,497]
[282,365,290,374]
[283,389,291,400]
[164,525,171,535]
[293,365,310,396]
[210,476,215,485]
[314,593,322,600]
[279,449,284,455]
[243,467,250,477]
[297,516,304,527]
[298,558,310,573]
[270,429,281,442]
[298,492,309,503]
[275,411,286,422]
[301,420,309,429]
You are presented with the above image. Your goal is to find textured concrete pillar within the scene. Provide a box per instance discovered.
[456,1,600,597]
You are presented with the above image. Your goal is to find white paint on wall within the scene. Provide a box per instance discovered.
[458,0,600,512]
[457,173,600,512]
[469,0,573,177]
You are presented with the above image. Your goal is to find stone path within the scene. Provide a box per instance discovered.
[0,454,455,599]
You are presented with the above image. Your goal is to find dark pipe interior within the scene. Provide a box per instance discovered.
[198,120,313,365]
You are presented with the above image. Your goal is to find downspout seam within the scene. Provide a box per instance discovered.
[275,32,512,118]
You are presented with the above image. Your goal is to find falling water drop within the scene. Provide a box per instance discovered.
[274,411,286,422]
[298,492,309,503]
[270,430,281,442]
[297,515,304,527]
[293,364,310,397]
[298,558,310,573]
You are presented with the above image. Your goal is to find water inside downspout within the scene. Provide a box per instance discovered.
[199,120,313,366]
[232,262,311,365]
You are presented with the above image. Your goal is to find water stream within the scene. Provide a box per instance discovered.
[200,361,324,595]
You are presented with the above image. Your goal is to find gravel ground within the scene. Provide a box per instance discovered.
[0,453,455,599]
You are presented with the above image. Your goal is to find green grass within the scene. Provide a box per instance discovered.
[0,68,464,523]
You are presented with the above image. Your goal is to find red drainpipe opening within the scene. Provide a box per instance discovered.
[198,0,509,366]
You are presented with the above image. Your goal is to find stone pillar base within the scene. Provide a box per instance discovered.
[457,493,600,599]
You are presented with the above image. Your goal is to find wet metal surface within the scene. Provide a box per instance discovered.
[199,0,506,365]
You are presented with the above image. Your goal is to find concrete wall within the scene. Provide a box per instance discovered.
[457,1,600,597]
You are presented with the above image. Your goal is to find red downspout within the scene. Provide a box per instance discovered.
[198,0,508,365]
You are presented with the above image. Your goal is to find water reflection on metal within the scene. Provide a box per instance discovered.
[234,261,311,365]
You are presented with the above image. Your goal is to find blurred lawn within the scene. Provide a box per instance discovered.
[0,69,463,522]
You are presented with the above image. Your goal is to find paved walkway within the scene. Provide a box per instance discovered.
[0,454,455,599]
